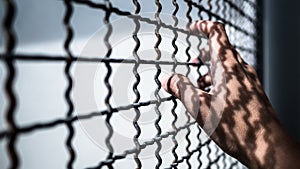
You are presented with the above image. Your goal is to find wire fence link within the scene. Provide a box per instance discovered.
[0,0,261,168]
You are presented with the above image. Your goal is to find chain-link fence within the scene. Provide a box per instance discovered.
[0,0,261,168]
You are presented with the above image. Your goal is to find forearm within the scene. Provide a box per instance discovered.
[244,118,300,169]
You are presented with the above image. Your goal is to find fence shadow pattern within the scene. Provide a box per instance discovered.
[0,0,261,168]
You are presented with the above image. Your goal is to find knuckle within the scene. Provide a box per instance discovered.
[213,22,225,30]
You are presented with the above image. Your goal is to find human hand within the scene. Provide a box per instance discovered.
[162,20,300,169]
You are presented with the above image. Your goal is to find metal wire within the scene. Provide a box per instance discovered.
[0,0,261,168]
[3,0,18,168]
[132,0,142,168]
[170,0,179,166]
[183,1,193,168]
[154,1,163,168]
[63,0,76,168]
[102,1,114,168]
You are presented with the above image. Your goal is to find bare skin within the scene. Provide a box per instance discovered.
[162,20,300,169]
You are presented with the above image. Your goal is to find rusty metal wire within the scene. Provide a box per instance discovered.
[0,0,261,168]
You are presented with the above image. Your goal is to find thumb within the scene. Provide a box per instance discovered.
[162,73,211,123]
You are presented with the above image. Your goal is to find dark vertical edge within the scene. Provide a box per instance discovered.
[207,0,212,20]
[171,0,179,166]
[103,1,114,168]
[197,0,203,20]
[154,0,162,168]
[3,0,19,168]
[255,0,264,85]
[206,141,212,168]
[170,98,178,166]
[183,1,192,168]
[228,160,238,169]
[196,126,202,169]
[214,144,220,168]
[63,0,76,168]
[132,0,142,168]
[222,153,227,169]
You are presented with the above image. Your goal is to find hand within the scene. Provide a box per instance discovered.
[162,20,300,169]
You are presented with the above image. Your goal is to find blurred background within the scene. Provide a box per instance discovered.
[264,0,300,141]
[1,0,300,168]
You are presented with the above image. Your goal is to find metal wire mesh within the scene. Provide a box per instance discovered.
[0,0,261,168]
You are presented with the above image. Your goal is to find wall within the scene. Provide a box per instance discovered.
[264,0,300,141]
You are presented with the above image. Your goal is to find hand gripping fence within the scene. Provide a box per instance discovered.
[0,0,262,168]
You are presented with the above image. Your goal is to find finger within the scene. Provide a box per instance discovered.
[190,47,210,65]
[190,55,212,90]
[190,20,236,67]
[200,46,210,63]
[197,74,212,90]
[162,73,211,121]
[190,20,239,93]
[190,20,231,49]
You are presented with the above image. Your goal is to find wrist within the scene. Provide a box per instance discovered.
[244,118,300,169]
